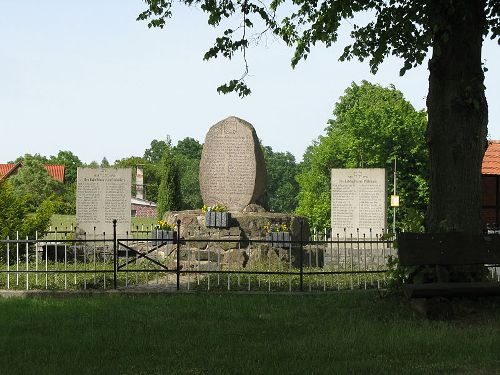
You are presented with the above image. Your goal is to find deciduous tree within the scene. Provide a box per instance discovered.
[49,150,82,185]
[296,81,428,230]
[263,146,299,213]
[10,157,63,212]
[0,180,55,256]
[144,138,171,164]
[173,138,203,209]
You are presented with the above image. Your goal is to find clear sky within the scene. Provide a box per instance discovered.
[1,1,499,164]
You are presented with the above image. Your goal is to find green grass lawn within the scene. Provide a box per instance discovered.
[50,214,157,231]
[0,292,499,374]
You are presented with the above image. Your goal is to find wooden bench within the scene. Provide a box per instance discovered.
[397,232,500,298]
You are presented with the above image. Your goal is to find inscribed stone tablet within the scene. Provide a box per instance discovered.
[199,116,267,211]
[76,168,131,236]
[331,168,386,238]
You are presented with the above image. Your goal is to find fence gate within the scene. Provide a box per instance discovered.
[115,221,181,290]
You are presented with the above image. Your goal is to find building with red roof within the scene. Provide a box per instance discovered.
[0,162,65,183]
[481,141,500,229]
[0,163,21,181]
[43,164,65,183]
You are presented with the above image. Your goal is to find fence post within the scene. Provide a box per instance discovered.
[113,219,117,290]
[176,219,181,291]
[300,220,304,292]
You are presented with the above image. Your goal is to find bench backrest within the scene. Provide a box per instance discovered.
[397,232,500,266]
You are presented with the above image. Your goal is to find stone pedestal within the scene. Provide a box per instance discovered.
[162,210,310,269]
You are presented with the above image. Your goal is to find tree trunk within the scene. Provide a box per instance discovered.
[426,0,488,234]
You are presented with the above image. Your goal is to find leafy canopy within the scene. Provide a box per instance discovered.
[10,157,64,213]
[296,81,428,230]
[0,180,55,252]
[262,145,299,213]
[49,150,82,185]
[157,142,182,218]
[138,0,500,97]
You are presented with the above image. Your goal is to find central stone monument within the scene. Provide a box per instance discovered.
[161,116,311,270]
[199,116,267,211]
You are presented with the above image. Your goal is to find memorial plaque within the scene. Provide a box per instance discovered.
[199,116,267,211]
[331,168,386,238]
[76,168,131,236]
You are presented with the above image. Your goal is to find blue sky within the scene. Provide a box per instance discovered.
[1,1,499,164]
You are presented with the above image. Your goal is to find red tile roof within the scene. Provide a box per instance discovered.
[0,163,64,182]
[482,141,500,175]
[44,164,65,183]
[0,163,20,181]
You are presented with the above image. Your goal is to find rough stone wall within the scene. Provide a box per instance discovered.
[162,210,309,269]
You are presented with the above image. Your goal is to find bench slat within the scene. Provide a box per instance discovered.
[397,233,500,266]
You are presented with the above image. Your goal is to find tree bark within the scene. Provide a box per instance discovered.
[426,0,488,234]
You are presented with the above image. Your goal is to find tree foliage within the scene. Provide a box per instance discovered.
[296,81,428,230]
[10,157,64,213]
[176,156,203,210]
[174,137,203,160]
[262,145,299,213]
[138,0,499,96]
[144,138,172,164]
[100,157,110,168]
[48,150,84,214]
[157,143,182,218]
[49,150,82,185]
[173,137,203,209]
[0,180,54,248]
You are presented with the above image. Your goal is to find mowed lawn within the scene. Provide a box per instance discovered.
[0,292,499,375]
[50,214,157,231]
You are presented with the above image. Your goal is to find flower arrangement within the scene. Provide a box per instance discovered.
[263,222,289,233]
[155,220,176,231]
[202,204,228,213]
[203,204,231,228]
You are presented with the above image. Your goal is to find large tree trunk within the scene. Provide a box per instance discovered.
[426,0,488,234]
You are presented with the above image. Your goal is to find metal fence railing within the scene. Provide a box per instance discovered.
[0,220,405,292]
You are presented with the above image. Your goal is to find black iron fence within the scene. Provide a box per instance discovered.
[0,220,403,292]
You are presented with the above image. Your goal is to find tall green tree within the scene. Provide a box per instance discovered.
[0,179,55,255]
[174,137,203,209]
[86,161,99,168]
[144,138,171,164]
[12,153,48,164]
[176,156,202,210]
[100,157,110,168]
[10,157,64,212]
[139,0,499,234]
[157,144,182,218]
[49,150,83,214]
[263,146,299,213]
[174,137,203,160]
[49,150,82,185]
[297,81,428,230]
